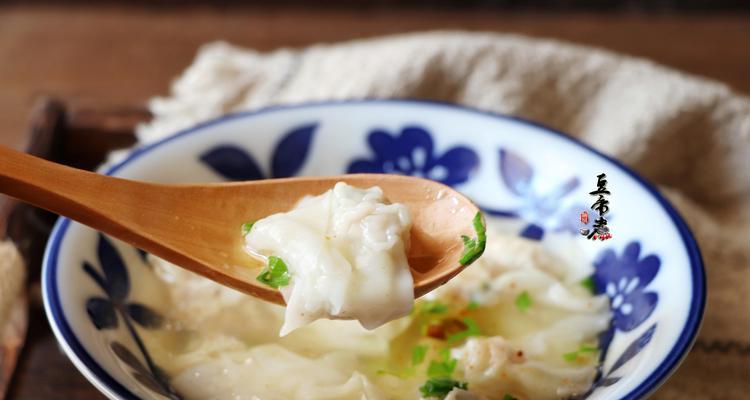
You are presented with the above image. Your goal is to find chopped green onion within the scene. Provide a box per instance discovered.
[579,345,598,353]
[412,345,428,366]
[241,221,255,236]
[466,300,479,311]
[459,212,487,266]
[563,344,599,362]
[256,256,291,288]
[427,348,458,377]
[580,276,596,294]
[421,301,449,315]
[419,378,468,398]
[446,317,482,344]
[562,351,579,362]
[439,347,451,359]
[427,359,457,378]
[515,291,533,312]
[503,395,518,400]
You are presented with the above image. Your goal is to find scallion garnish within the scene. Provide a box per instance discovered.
[412,345,428,366]
[466,300,479,311]
[419,378,468,398]
[241,221,255,236]
[580,276,596,294]
[503,394,518,400]
[256,256,291,288]
[427,348,458,377]
[514,291,532,312]
[580,345,598,353]
[459,212,487,266]
[563,344,599,362]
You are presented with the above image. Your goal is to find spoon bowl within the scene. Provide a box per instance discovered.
[0,146,482,304]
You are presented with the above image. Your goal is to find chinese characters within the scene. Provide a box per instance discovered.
[580,173,612,240]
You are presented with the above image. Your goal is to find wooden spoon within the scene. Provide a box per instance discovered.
[0,145,484,305]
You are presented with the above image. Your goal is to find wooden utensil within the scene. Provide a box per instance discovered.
[0,145,484,305]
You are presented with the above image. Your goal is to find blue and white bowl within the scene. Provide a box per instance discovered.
[42,100,706,400]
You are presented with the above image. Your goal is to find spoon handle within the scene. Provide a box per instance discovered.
[0,145,141,235]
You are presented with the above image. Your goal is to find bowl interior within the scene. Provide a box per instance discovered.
[43,100,705,400]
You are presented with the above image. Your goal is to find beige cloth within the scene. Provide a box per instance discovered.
[0,240,24,396]
[137,31,750,399]
[0,241,23,335]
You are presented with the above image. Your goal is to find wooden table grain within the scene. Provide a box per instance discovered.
[1,5,749,399]
[1,5,749,152]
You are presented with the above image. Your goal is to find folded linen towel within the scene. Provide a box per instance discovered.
[0,240,24,397]
[136,31,750,399]
[0,242,23,336]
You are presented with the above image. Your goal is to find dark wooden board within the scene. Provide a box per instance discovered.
[4,99,147,400]
[6,0,750,10]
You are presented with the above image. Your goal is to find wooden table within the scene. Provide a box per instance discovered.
[1,4,749,399]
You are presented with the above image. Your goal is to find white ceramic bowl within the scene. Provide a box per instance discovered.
[43,100,705,400]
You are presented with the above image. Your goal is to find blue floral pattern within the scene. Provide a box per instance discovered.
[481,148,585,240]
[593,241,660,332]
[346,126,479,186]
[83,234,180,399]
[200,123,317,181]
[579,242,661,397]
[579,323,657,397]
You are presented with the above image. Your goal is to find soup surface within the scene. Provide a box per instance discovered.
[142,218,610,400]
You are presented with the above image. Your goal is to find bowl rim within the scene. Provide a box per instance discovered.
[42,98,706,400]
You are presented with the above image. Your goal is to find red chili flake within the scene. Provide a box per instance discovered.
[444,319,468,336]
[425,318,468,340]
[426,324,446,340]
